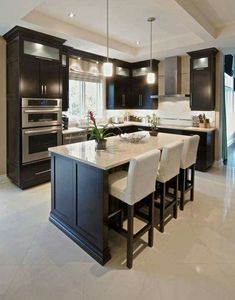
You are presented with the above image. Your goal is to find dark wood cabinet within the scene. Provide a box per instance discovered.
[21,56,62,98]
[106,60,159,109]
[40,60,61,98]
[21,56,41,97]
[106,64,131,109]
[4,26,66,189]
[188,48,218,111]
[62,56,69,111]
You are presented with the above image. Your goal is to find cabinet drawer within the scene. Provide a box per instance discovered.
[20,159,51,188]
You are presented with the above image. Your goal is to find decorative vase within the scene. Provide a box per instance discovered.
[149,129,159,136]
[96,139,107,150]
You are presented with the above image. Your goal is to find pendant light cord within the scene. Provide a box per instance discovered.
[150,20,152,71]
[106,0,109,62]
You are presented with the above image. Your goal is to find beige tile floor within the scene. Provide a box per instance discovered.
[0,146,235,300]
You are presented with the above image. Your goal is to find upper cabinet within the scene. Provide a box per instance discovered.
[106,59,159,109]
[62,53,69,111]
[21,55,62,98]
[106,63,131,109]
[188,48,218,111]
[131,60,159,109]
[4,26,65,100]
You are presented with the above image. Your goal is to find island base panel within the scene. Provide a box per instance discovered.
[50,154,111,265]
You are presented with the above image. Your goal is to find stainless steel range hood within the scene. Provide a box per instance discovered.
[151,56,190,99]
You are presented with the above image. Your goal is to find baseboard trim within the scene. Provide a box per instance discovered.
[0,174,9,184]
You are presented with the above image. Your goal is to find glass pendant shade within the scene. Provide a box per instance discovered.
[146,72,156,84]
[102,61,113,77]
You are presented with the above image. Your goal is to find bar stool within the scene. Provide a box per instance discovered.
[155,141,183,233]
[108,149,161,269]
[179,135,200,211]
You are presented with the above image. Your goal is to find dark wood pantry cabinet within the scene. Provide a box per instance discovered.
[187,48,218,111]
[4,26,66,189]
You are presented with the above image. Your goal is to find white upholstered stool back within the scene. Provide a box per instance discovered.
[180,135,200,170]
[156,141,183,183]
[109,149,160,206]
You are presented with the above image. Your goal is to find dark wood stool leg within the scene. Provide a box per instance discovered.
[160,183,166,233]
[127,205,134,269]
[148,193,155,247]
[173,175,178,219]
[190,164,195,201]
[180,169,186,211]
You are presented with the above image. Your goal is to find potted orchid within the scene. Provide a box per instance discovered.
[149,113,159,136]
[88,111,112,150]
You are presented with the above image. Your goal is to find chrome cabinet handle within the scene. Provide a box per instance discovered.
[41,85,44,95]
[122,95,125,106]
[44,85,47,95]
[35,169,51,176]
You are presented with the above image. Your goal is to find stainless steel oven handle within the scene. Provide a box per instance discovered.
[24,129,61,135]
[24,109,60,113]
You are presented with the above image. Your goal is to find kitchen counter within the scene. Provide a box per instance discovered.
[109,121,216,133]
[50,132,189,170]
[49,131,190,265]
[68,122,216,133]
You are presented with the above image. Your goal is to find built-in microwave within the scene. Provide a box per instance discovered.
[22,98,62,128]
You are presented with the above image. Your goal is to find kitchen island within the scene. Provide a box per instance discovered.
[49,132,189,264]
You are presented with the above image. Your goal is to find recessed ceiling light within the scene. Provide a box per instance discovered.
[136,41,140,45]
[68,12,75,18]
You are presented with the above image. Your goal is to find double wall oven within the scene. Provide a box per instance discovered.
[22,98,62,164]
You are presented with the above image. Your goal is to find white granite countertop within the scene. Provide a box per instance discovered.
[50,131,190,170]
[112,121,216,133]
[67,122,216,133]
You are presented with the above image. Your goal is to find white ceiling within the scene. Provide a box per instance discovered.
[1,0,235,61]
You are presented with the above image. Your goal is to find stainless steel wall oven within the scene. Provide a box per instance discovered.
[21,98,62,164]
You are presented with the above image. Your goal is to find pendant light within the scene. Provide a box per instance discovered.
[102,0,113,77]
[146,17,156,84]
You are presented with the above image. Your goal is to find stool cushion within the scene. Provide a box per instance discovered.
[180,135,200,169]
[157,141,183,183]
[109,171,128,202]
[109,150,160,205]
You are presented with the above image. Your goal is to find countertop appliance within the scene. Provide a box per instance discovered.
[62,114,69,130]
[21,98,62,164]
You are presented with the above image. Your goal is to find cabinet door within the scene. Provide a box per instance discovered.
[40,60,62,98]
[131,77,142,108]
[62,65,69,111]
[115,76,127,108]
[142,82,158,109]
[190,69,213,110]
[106,78,115,109]
[20,57,41,97]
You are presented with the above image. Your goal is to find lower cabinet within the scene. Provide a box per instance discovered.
[20,159,51,189]
[156,128,215,171]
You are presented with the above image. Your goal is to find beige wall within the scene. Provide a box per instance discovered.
[0,37,6,176]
